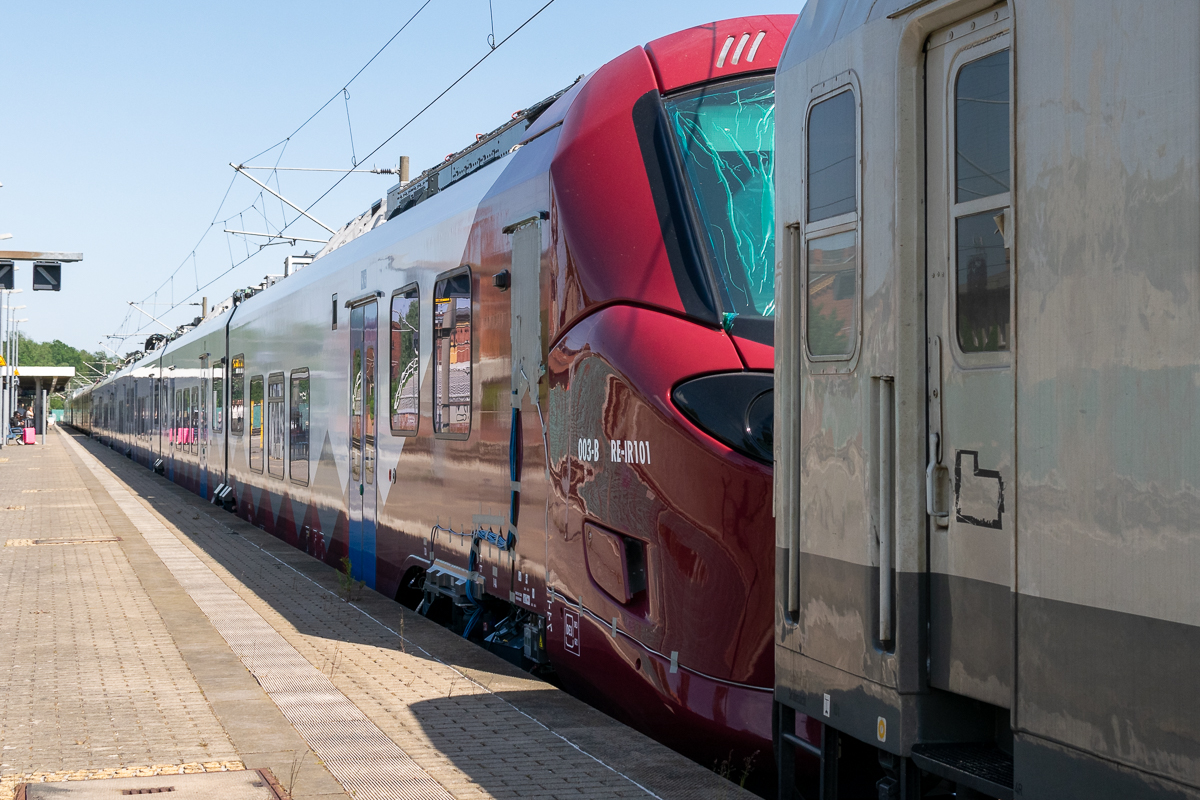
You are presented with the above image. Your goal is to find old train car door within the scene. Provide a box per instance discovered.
[924,5,1015,710]
[348,300,379,587]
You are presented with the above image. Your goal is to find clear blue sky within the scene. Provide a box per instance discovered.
[1,1,800,355]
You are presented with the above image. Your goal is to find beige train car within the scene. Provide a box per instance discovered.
[772,1,1199,798]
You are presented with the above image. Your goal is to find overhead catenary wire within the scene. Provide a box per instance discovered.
[119,0,557,342]
[239,0,436,165]
[129,0,437,322]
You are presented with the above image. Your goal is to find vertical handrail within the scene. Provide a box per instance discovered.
[879,377,895,643]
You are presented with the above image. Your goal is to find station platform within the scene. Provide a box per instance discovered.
[0,429,754,800]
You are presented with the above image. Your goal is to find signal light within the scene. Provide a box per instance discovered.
[0,260,13,290]
[671,372,774,464]
[32,261,61,291]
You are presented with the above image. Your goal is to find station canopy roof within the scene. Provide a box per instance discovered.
[0,365,75,392]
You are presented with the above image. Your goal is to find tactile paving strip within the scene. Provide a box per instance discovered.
[65,436,454,800]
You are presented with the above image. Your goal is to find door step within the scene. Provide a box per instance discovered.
[910,742,1013,798]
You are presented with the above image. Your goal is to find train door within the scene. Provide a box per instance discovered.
[169,379,177,481]
[924,5,1014,710]
[503,216,544,609]
[200,357,209,497]
[348,300,378,587]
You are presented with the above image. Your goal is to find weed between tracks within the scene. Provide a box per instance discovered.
[337,556,365,602]
[713,750,759,789]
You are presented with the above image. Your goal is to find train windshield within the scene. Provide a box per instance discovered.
[665,76,776,319]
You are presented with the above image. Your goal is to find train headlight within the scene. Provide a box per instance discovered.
[671,373,773,465]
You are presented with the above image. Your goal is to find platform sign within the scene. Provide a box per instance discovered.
[0,260,13,290]
[32,261,61,291]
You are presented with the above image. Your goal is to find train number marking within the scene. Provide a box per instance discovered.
[563,607,580,656]
[610,439,651,465]
[577,438,600,462]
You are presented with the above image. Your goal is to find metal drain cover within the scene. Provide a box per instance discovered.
[17,770,286,799]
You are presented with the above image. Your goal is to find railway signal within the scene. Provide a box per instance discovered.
[0,251,82,292]
[32,261,61,291]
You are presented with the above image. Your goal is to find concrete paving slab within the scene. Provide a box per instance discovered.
[3,429,756,800]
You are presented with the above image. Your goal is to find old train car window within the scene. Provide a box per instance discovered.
[175,389,182,448]
[956,51,1010,201]
[804,86,860,360]
[249,374,264,472]
[390,286,420,435]
[267,373,285,478]
[807,231,858,357]
[665,76,777,317]
[433,270,471,437]
[807,89,856,222]
[212,364,223,432]
[230,355,245,434]
[289,369,309,485]
[954,50,1011,353]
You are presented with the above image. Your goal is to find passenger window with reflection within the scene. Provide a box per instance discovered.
[212,366,223,433]
[433,271,471,437]
[956,50,1010,202]
[807,90,856,222]
[390,288,420,435]
[267,374,285,478]
[804,88,859,361]
[289,370,309,485]
[954,49,1011,353]
[806,232,858,357]
[230,355,245,434]
[249,374,264,472]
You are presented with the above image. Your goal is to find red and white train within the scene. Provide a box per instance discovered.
[68,14,804,782]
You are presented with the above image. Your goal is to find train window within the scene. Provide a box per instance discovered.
[249,374,264,473]
[952,49,1011,353]
[804,83,860,363]
[665,76,777,317]
[332,293,338,330]
[212,364,223,433]
[433,269,471,438]
[267,373,285,478]
[955,50,1009,202]
[955,212,1010,352]
[266,374,284,479]
[175,389,182,449]
[807,231,858,357]
[807,90,856,222]
[289,369,310,485]
[390,286,420,435]
[191,386,199,454]
[230,355,245,435]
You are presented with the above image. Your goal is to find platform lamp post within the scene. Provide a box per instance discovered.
[9,317,28,444]
[1,300,26,449]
